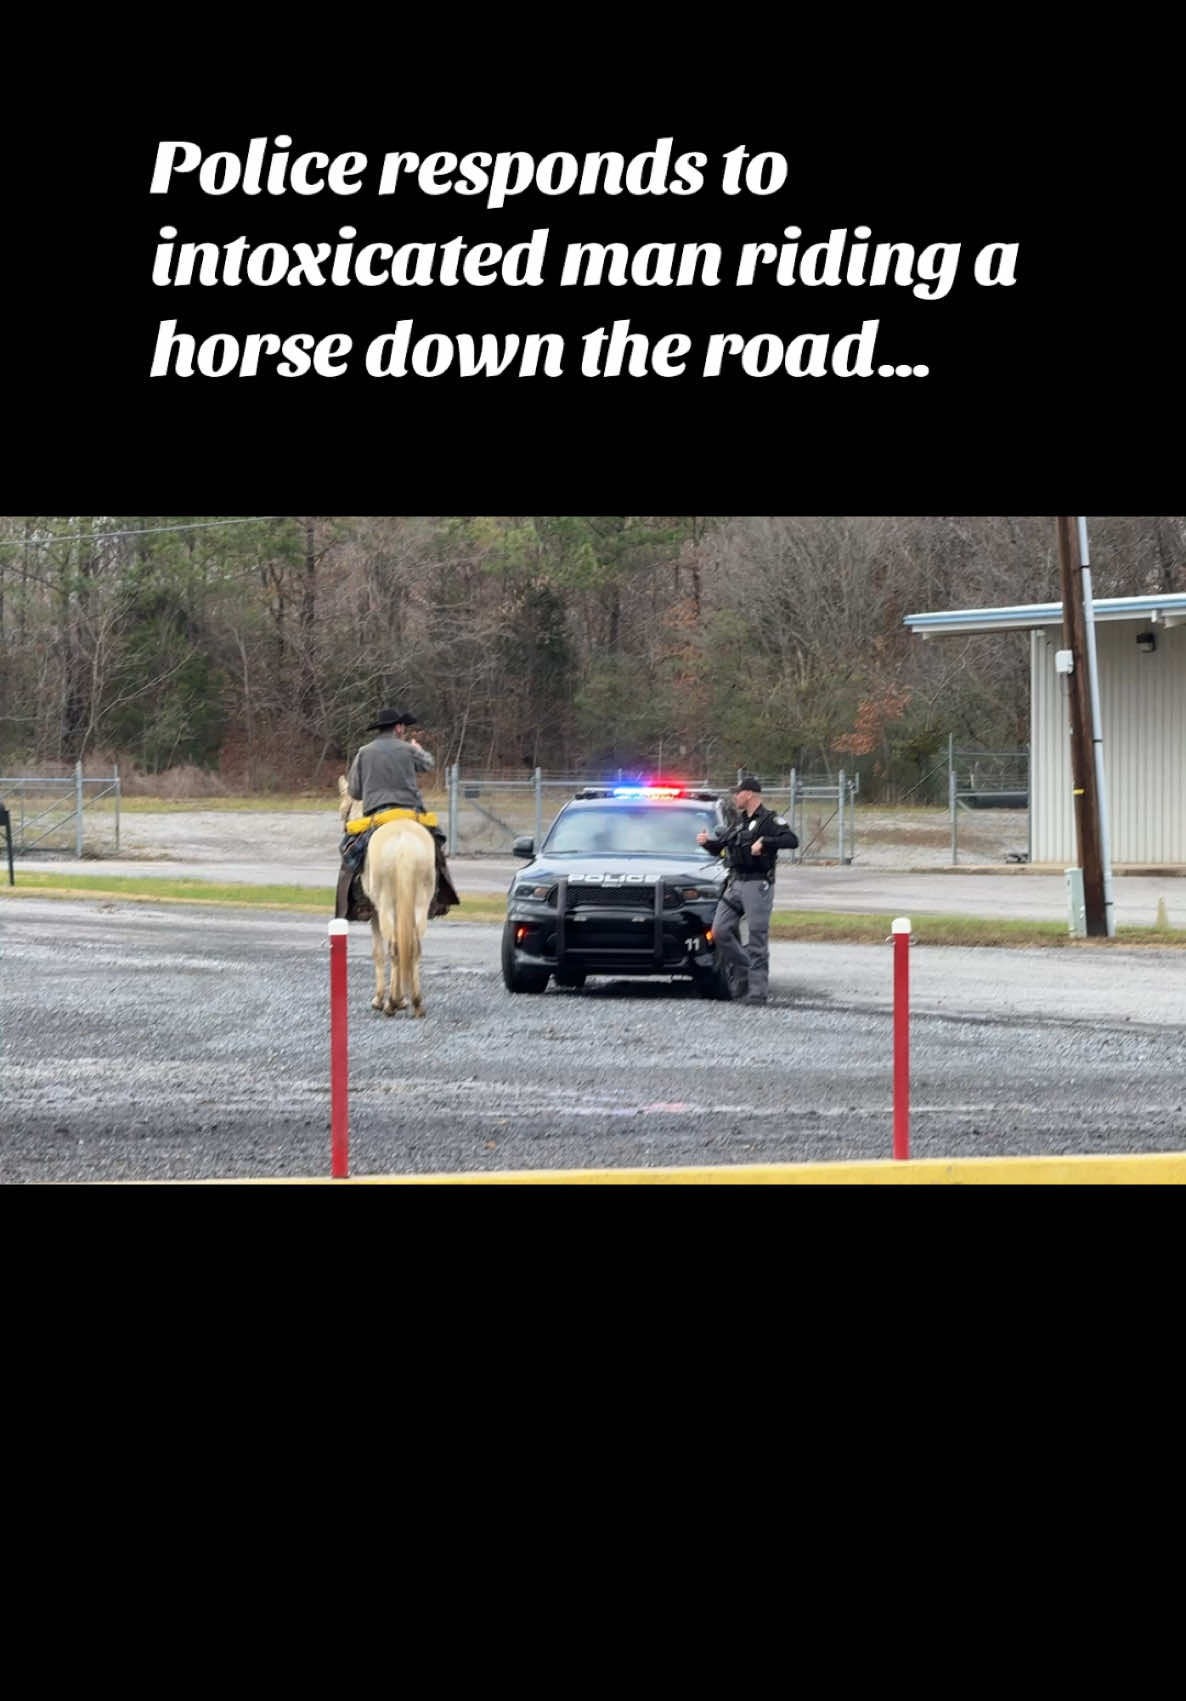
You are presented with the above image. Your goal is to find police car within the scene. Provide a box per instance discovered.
[501,785,735,997]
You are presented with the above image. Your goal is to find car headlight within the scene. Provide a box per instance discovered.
[515,882,555,902]
[669,883,721,903]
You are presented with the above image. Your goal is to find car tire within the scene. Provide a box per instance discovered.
[692,959,734,1000]
[554,968,587,989]
[501,922,551,993]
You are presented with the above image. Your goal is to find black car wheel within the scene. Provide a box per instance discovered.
[692,958,734,1000]
[501,921,551,993]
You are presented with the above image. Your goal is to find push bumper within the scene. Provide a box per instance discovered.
[507,875,721,976]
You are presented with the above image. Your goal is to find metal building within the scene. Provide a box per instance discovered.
[904,593,1186,867]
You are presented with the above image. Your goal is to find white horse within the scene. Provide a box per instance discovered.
[338,777,436,1017]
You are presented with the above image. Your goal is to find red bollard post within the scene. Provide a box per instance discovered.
[892,917,911,1160]
[328,919,349,1178]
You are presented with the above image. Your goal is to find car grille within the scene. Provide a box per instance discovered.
[566,883,656,909]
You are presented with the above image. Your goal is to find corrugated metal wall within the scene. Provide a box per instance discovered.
[1031,623,1186,864]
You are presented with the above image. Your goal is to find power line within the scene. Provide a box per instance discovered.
[0,517,288,555]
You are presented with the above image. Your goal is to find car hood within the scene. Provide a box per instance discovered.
[515,852,725,885]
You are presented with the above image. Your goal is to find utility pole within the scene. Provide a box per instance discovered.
[1056,516,1107,936]
[1076,519,1116,937]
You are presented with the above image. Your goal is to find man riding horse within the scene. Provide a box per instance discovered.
[335,708,460,922]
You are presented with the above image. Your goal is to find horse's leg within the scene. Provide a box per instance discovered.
[374,890,402,1015]
[396,869,425,1016]
[370,914,385,1011]
[408,864,433,1018]
[383,923,401,1015]
[406,928,422,1018]
[389,927,407,1013]
[389,897,408,1013]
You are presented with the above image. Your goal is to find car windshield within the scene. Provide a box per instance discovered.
[545,805,718,856]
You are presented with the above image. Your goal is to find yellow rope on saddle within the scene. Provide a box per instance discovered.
[345,806,439,835]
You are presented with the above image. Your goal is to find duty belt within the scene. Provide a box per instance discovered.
[345,806,439,834]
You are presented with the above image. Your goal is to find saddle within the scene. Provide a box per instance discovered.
[334,808,459,923]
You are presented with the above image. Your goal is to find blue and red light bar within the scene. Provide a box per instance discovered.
[611,785,684,798]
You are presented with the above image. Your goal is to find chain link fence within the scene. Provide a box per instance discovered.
[947,741,1029,865]
[433,756,1029,868]
[436,770,663,854]
[437,767,859,862]
[0,765,121,856]
[789,770,859,864]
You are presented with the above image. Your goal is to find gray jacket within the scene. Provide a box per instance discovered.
[347,733,435,815]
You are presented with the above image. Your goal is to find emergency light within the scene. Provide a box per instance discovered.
[611,785,683,798]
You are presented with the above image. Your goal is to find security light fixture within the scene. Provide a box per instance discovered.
[1136,631,1157,653]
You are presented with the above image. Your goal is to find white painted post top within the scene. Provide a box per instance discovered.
[328,920,349,936]
[891,917,912,934]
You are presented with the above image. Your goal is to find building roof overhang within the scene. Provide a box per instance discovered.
[904,593,1186,637]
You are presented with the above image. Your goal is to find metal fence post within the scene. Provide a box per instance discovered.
[534,767,543,849]
[1026,746,1032,866]
[448,763,460,855]
[789,767,798,860]
[75,761,84,858]
[949,762,958,865]
[114,762,120,854]
[838,769,846,864]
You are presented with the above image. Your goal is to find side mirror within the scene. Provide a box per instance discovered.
[512,835,535,858]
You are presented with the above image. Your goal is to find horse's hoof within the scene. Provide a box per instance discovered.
[414,1003,426,1018]
[371,996,383,1011]
[394,998,408,1011]
[383,1001,397,1017]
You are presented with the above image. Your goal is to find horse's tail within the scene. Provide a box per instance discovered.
[364,819,435,1010]
[394,849,420,998]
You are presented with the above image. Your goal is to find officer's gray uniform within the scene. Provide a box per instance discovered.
[713,870,776,999]
[702,802,798,1000]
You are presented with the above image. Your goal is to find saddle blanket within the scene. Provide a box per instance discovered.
[344,806,439,834]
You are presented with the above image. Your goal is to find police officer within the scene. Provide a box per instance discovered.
[697,776,798,1003]
[338,708,459,919]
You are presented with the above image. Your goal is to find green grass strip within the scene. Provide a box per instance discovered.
[3,873,1182,946]
[0,872,506,919]
[3,872,335,909]
[769,910,1183,947]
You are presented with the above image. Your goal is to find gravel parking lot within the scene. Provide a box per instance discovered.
[2,898,1183,1182]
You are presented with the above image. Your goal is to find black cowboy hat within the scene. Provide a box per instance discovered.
[367,707,418,731]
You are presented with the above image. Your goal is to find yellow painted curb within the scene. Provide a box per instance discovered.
[174,1152,1186,1184]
